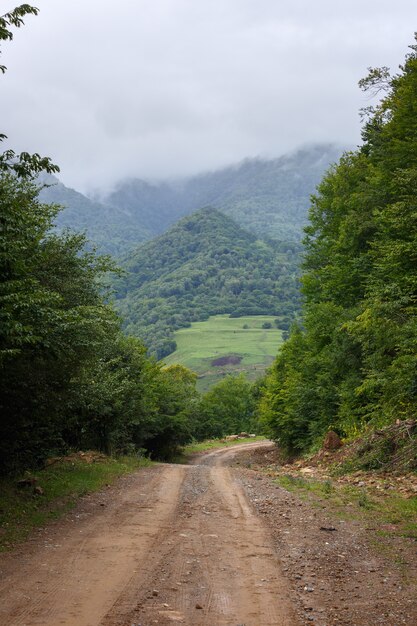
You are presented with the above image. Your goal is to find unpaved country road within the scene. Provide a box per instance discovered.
[0,442,297,626]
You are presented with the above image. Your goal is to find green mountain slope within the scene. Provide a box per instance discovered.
[107,144,343,245]
[41,145,343,257]
[114,208,301,358]
[39,175,148,256]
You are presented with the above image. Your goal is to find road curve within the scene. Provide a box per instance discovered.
[0,442,297,626]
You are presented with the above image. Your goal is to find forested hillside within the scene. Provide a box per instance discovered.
[38,175,149,256]
[259,40,417,457]
[114,208,301,358]
[40,145,342,256]
[0,169,208,472]
[105,144,343,244]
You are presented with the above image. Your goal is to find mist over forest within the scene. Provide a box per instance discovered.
[40,144,342,256]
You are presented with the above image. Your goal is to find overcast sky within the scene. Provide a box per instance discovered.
[1,0,417,192]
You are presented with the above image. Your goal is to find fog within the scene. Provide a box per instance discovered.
[1,0,416,191]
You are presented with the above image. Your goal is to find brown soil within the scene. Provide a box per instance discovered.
[0,442,416,625]
[0,443,295,626]
[211,355,242,366]
[234,446,417,626]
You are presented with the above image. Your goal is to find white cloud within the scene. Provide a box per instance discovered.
[2,0,416,191]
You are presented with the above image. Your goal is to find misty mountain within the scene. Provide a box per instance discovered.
[41,144,344,256]
[39,176,148,256]
[106,144,343,244]
[114,208,301,358]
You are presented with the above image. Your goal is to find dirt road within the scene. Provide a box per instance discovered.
[0,442,297,626]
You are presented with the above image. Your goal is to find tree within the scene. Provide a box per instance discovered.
[348,36,417,424]
[145,365,198,459]
[76,336,159,455]
[0,175,120,471]
[193,374,255,440]
[258,35,417,451]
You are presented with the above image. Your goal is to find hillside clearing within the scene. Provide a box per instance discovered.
[162,314,283,390]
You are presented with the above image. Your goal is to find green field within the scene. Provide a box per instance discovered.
[163,314,283,390]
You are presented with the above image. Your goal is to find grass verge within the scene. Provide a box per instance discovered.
[275,474,417,541]
[0,455,151,552]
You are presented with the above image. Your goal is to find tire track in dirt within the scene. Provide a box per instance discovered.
[103,442,296,625]
[0,443,297,626]
[0,465,186,626]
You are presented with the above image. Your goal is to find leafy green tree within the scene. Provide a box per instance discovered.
[347,38,417,424]
[193,374,255,440]
[0,175,120,471]
[259,36,417,450]
[74,336,160,454]
[145,364,198,459]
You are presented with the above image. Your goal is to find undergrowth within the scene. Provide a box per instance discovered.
[333,419,417,476]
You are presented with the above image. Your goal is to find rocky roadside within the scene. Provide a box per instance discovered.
[231,448,417,626]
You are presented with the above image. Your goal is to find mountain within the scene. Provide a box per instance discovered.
[38,175,148,256]
[114,208,302,358]
[41,144,344,257]
[106,144,343,245]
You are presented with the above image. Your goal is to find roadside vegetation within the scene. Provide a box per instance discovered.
[272,471,417,578]
[332,419,417,476]
[242,424,417,572]
[0,454,151,551]
[275,475,417,541]
[258,38,417,457]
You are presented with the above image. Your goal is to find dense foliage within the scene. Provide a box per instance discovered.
[191,374,256,440]
[259,39,417,454]
[114,208,301,358]
[0,174,203,472]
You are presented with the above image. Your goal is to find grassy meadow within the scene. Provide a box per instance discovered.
[163,314,283,390]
